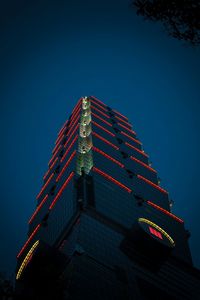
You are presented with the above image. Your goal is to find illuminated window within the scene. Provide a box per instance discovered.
[82,97,91,110]
[82,108,91,117]
[80,113,91,126]
[76,151,93,175]
[79,122,92,138]
[78,136,93,154]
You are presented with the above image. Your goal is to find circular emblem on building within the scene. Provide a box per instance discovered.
[138,218,175,248]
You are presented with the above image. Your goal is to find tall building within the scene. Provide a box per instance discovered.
[15,96,200,299]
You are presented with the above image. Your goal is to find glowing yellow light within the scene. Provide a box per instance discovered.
[16,240,39,280]
[138,218,175,247]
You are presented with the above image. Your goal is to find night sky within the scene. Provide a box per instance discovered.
[1,0,200,279]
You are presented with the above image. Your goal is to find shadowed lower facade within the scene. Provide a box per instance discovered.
[15,96,200,299]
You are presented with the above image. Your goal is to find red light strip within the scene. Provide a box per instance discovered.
[43,169,50,181]
[67,114,80,137]
[55,133,65,146]
[147,201,184,223]
[92,132,119,150]
[49,157,58,170]
[70,107,81,124]
[36,173,54,200]
[64,123,79,148]
[49,172,74,210]
[91,105,109,119]
[137,175,168,195]
[91,100,108,112]
[58,126,66,137]
[53,109,80,154]
[48,145,61,166]
[72,98,82,115]
[92,112,112,127]
[90,96,107,107]
[117,122,136,135]
[125,142,149,158]
[61,135,78,163]
[93,167,131,193]
[17,224,41,258]
[58,120,69,137]
[121,131,142,145]
[56,151,76,182]
[113,109,128,121]
[93,147,124,168]
[149,226,163,239]
[28,195,49,224]
[52,139,62,154]
[72,102,81,117]
[115,115,131,127]
[92,121,115,137]
[130,156,156,173]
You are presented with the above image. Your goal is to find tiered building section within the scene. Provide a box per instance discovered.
[16,96,200,300]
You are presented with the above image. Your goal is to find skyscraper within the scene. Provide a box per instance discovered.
[15,96,200,299]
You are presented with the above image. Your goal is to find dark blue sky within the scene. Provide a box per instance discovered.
[1,0,200,278]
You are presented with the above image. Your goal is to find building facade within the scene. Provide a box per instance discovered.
[15,96,200,299]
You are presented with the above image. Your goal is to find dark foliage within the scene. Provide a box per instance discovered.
[0,272,14,299]
[132,0,200,45]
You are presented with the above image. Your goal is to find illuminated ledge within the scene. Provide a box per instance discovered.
[17,224,41,258]
[16,240,39,280]
[138,218,175,247]
[91,105,109,119]
[147,201,184,224]
[90,99,108,112]
[93,167,132,193]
